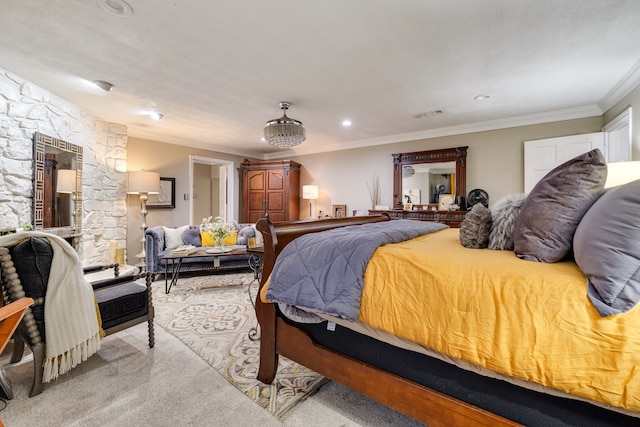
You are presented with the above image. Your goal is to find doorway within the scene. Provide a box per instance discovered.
[189,156,236,225]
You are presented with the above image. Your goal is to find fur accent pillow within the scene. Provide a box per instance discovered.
[488,193,526,250]
[459,204,492,249]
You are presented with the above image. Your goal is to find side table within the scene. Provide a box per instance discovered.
[247,246,264,341]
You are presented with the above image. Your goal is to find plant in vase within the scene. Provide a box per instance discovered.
[201,216,236,250]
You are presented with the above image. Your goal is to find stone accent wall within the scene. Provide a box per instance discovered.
[0,67,128,265]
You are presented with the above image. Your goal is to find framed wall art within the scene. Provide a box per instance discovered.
[332,204,347,218]
[147,177,175,209]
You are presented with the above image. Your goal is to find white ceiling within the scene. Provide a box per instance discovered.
[2,0,640,159]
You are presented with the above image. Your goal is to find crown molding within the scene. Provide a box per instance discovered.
[598,59,640,112]
[127,128,260,158]
[265,105,603,160]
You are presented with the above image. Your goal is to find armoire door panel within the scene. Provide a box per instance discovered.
[241,160,301,223]
[248,172,265,190]
[267,170,285,190]
[267,192,285,211]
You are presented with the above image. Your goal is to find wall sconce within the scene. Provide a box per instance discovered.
[127,170,160,269]
[605,161,640,188]
[302,185,319,218]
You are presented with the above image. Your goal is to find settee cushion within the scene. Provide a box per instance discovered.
[237,225,255,246]
[95,282,148,329]
[9,237,53,342]
[513,149,606,263]
[163,225,189,249]
[574,179,640,316]
[182,227,202,247]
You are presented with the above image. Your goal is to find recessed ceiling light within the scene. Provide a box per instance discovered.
[474,94,490,101]
[149,111,163,121]
[342,119,352,127]
[97,0,133,17]
[93,80,113,92]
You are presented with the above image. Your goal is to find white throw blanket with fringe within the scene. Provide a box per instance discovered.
[0,231,101,382]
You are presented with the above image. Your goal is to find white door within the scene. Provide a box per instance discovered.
[524,132,605,193]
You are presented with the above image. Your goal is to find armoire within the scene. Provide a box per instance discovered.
[241,159,301,223]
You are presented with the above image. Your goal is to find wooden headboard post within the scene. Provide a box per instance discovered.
[254,215,390,383]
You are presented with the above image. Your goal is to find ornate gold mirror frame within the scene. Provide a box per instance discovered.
[392,146,467,208]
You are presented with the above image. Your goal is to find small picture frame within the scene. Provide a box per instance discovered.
[147,177,176,209]
[438,194,454,211]
[403,203,413,211]
[333,204,347,218]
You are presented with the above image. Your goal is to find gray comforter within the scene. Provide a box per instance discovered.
[266,219,447,321]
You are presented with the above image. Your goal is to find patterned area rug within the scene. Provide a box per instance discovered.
[152,273,328,419]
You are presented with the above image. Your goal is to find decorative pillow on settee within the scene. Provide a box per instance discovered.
[574,179,640,316]
[513,149,606,262]
[163,225,189,249]
[237,225,255,246]
[182,227,202,247]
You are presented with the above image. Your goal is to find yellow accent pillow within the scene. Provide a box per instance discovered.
[224,229,238,245]
[201,232,214,246]
[200,230,237,246]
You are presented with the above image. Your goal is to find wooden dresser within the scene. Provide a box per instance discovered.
[241,160,301,223]
[368,209,467,228]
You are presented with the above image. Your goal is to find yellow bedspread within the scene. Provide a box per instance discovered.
[359,228,640,411]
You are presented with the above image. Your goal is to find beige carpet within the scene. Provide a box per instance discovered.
[151,272,328,420]
[0,273,424,426]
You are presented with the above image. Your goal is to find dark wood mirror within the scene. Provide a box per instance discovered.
[33,132,82,240]
[392,146,467,209]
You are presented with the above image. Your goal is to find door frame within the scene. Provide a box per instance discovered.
[189,155,235,224]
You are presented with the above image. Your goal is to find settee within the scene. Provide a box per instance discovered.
[145,223,260,277]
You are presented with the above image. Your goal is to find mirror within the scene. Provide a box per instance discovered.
[393,146,467,209]
[33,132,82,237]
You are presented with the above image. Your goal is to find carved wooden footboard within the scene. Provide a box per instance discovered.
[254,215,519,427]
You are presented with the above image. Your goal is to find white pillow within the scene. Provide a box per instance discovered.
[251,224,264,247]
[163,225,189,249]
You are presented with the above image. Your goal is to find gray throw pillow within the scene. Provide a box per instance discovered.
[574,179,640,316]
[237,225,255,246]
[488,193,526,250]
[513,149,606,262]
[459,204,492,249]
[182,227,202,247]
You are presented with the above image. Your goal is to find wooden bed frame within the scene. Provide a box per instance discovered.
[254,215,520,427]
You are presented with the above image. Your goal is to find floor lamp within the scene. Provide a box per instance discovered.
[127,170,160,270]
[56,169,78,227]
[302,185,318,219]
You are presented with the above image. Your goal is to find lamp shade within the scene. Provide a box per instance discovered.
[605,161,640,188]
[127,170,160,194]
[302,185,318,200]
[56,169,77,193]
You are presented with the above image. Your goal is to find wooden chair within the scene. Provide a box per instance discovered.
[0,297,34,400]
[0,237,154,397]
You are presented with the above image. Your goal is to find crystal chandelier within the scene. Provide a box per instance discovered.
[263,101,306,149]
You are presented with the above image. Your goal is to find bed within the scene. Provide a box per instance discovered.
[254,151,640,426]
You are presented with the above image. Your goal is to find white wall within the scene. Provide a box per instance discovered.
[290,117,603,216]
